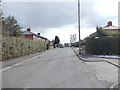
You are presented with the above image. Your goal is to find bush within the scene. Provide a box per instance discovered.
[86,36,120,55]
[1,37,47,61]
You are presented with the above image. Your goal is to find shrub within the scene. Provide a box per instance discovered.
[86,36,120,55]
[1,37,47,61]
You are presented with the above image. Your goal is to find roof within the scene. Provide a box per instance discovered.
[37,35,47,40]
[22,30,48,40]
[102,21,120,30]
[22,31,33,35]
[103,26,120,30]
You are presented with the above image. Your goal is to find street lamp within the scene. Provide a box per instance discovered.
[78,0,81,54]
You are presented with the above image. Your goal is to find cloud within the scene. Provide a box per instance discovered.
[94,0,118,17]
[80,0,118,28]
[2,1,118,28]
[37,24,78,43]
[2,0,119,43]
[32,24,96,44]
[2,2,77,28]
[3,0,78,2]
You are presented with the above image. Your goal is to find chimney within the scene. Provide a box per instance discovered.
[27,27,31,32]
[37,33,40,36]
[107,21,112,26]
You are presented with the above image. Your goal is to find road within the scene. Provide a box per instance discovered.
[2,48,106,88]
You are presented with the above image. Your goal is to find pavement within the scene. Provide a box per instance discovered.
[72,47,119,89]
[72,48,119,68]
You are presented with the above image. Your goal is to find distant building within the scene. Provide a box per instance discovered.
[83,21,120,54]
[85,21,120,39]
[102,21,120,32]
[22,28,33,40]
[22,28,49,43]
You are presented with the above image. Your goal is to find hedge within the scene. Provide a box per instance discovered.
[86,36,120,55]
[1,37,47,61]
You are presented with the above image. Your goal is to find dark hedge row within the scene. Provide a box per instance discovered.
[86,36,120,55]
[1,37,47,61]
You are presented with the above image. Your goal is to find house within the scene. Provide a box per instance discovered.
[22,28,49,43]
[83,21,120,55]
[86,21,120,39]
[22,28,34,40]
[102,21,120,32]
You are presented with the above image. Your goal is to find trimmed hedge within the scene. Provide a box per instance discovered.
[1,37,47,61]
[86,36,120,55]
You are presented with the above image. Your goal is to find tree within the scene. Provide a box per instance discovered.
[54,36,60,44]
[2,17,9,36]
[3,15,22,36]
[70,34,77,43]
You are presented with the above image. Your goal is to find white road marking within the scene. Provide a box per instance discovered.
[0,53,45,72]
[0,66,13,72]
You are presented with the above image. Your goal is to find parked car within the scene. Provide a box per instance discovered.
[59,43,64,48]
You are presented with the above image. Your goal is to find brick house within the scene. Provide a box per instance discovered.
[22,28,49,43]
[22,28,33,40]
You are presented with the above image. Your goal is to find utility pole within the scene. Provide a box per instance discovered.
[78,0,81,54]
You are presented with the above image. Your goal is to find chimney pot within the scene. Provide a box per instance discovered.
[37,33,40,35]
[27,28,31,32]
[107,21,112,26]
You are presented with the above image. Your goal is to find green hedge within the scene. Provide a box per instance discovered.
[86,36,120,55]
[2,37,47,61]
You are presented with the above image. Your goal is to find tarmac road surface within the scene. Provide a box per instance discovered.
[2,48,106,88]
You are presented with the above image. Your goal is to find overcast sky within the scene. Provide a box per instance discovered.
[2,0,119,44]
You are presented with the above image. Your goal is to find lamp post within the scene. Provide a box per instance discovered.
[78,0,81,54]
